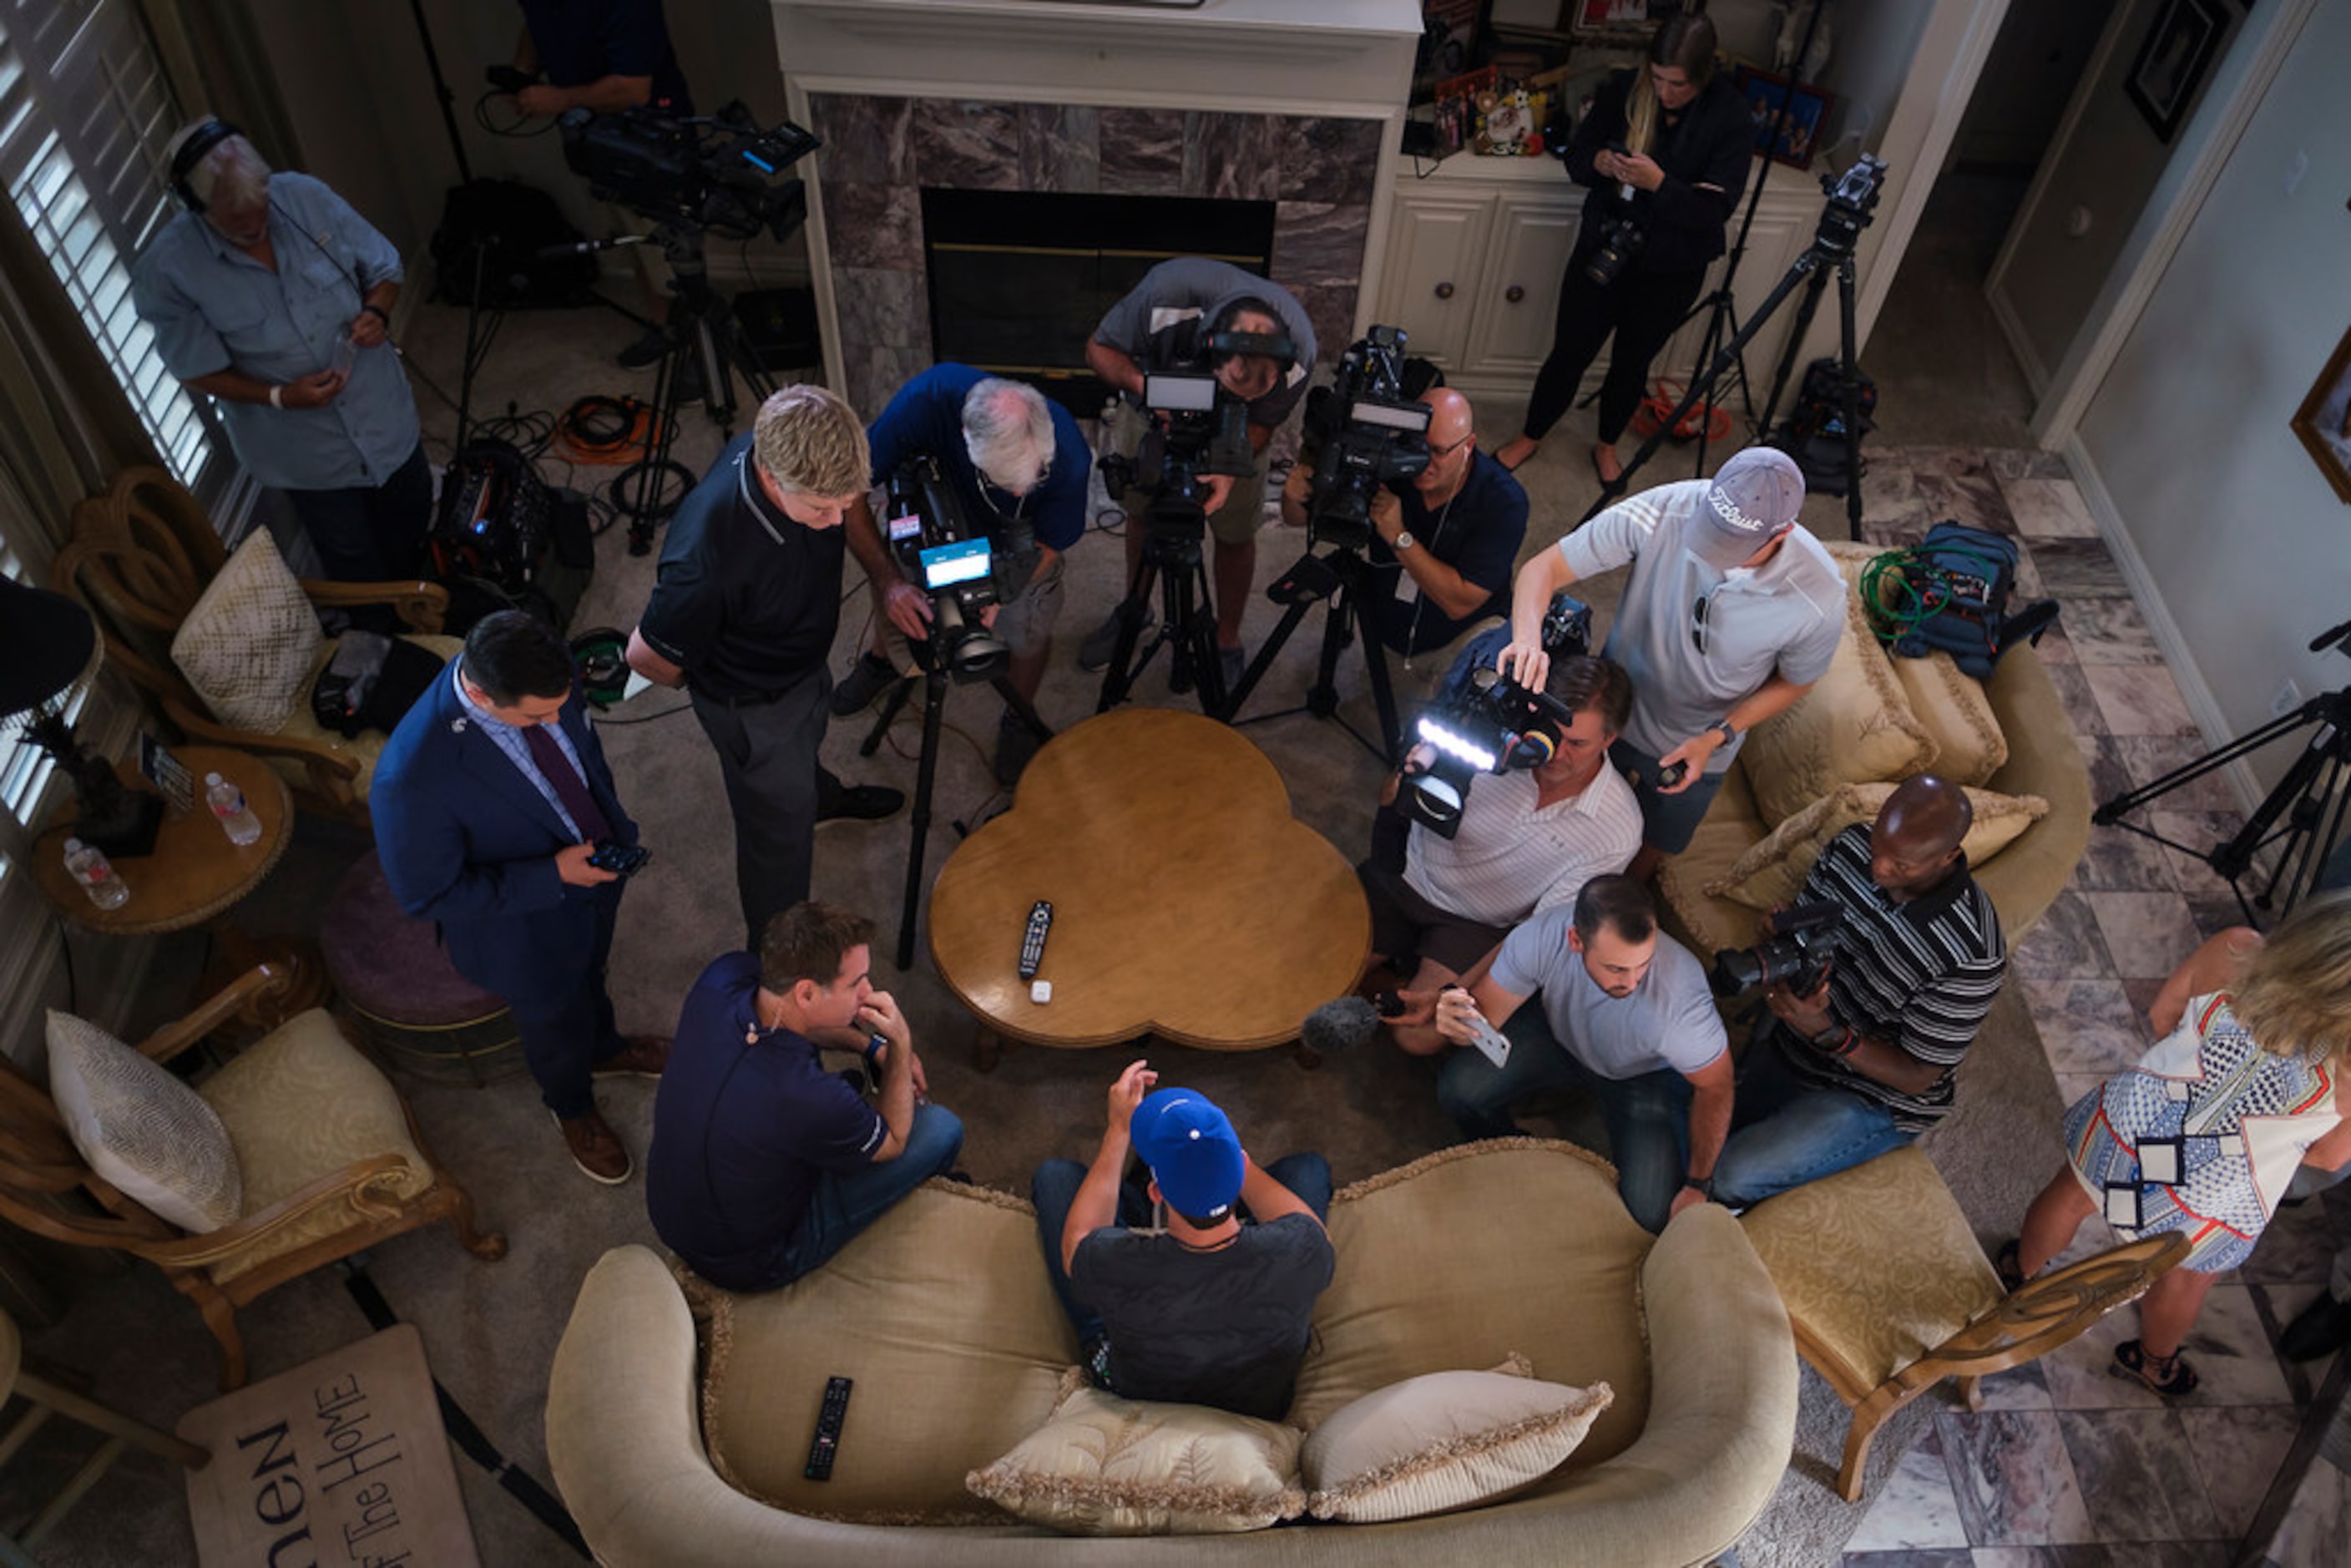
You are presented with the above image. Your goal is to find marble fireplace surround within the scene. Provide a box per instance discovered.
[770,0,1422,417]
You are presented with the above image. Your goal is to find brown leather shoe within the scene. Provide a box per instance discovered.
[551,1109,631,1185]
[592,1034,671,1079]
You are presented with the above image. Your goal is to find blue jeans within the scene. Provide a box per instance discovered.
[1710,1025,1913,1208]
[774,1102,966,1282]
[1029,1151,1333,1346]
[1437,1006,1691,1233]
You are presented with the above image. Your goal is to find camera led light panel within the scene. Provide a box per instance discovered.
[1348,399,1432,434]
[918,538,992,589]
[1142,372,1219,412]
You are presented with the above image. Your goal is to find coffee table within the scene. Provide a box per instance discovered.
[926,707,1368,1065]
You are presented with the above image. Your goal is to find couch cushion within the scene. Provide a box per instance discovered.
[198,1009,434,1282]
[1738,541,1936,827]
[697,1181,1074,1524]
[170,529,323,733]
[1704,781,2052,912]
[1890,650,2008,787]
[45,1010,241,1233]
[1290,1141,1651,1478]
[1302,1366,1613,1523]
[966,1380,1304,1535]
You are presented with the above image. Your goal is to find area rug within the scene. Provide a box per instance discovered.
[178,1324,478,1567]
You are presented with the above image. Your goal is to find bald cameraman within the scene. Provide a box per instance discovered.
[1706,776,2007,1208]
[1280,386,1527,665]
[1077,258,1319,691]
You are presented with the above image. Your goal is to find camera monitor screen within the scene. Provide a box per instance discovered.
[1142,372,1220,413]
[886,512,923,544]
[918,537,993,589]
[1349,399,1433,434]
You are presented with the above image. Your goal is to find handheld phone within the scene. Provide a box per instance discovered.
[589,840,652,878]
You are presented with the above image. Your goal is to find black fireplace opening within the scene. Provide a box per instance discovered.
[922,189,1278,418]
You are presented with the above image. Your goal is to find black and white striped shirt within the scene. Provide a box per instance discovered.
[1783,824,2008,1130]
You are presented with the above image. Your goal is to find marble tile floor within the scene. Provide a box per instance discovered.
[1832,448,2351,1565]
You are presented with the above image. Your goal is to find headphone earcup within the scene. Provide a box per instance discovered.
[166,118,240,215]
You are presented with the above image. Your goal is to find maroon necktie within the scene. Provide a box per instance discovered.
[522,722,612,843]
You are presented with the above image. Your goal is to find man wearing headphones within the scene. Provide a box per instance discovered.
[1077,258,1318,693]
[131,120,426,584]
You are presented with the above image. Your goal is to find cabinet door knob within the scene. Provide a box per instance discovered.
[1504,284,1526,303]
[1434,281,1455,300]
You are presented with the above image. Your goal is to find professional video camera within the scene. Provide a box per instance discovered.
[883,456,1008,681]
[1710,901,1846,999]
[1813,153,1887,256]
[1296,326,1431,550]
[559,100,820,241]
[1095,372,1256,539]
[1399,594,1592,839]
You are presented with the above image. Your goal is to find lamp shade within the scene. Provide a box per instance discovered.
[0,577,99,719]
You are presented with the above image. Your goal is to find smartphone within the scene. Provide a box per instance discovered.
[588,840,651,878]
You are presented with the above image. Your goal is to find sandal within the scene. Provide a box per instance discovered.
[1993,1238,2026,1292]
[2111,1338,2199,1397]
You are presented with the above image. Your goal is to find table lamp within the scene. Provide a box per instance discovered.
[0,576,161,857]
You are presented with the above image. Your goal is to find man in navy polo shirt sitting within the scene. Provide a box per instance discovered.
[647,901,964,1291]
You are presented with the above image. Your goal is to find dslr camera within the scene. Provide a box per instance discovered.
[1582,142,1647,287]
[1710,901,1846,999]
[559,100,820,241]
[1296,325,1431,550]
[1095,372,1256,542]
[883,456,1008,681]
[1399,593,1593,839]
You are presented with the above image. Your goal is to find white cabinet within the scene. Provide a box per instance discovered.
[1372,151,1829,415]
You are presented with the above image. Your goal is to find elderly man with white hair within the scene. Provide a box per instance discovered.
[837,365,1094,783]
[131,119,427,584]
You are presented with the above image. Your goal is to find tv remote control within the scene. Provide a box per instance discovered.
[804,1375,852,1481]
[1019,900,1053,979]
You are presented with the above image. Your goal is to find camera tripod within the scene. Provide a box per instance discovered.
[857,650,1054,969]
[1223,544,1402,765]
[602,225,778,554]
[2092,620,2351,925]
[1096,517,1231,717]
[1586,164,1879,542]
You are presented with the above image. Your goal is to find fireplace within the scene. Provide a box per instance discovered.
[770,0,1423,418]
[921,189,1278,416]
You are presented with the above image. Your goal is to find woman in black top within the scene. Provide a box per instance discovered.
[1494,16,1752,489]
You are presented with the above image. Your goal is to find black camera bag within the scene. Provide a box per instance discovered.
[431,179,598,309]
[311,631,447,739]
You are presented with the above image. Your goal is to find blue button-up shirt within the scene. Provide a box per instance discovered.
[450,658,593,841]
[131,171,419,492]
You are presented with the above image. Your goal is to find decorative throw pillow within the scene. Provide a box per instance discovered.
[965,1383,1305,1535]
[1705,781,2050,911]
[170,529,323,732]
[1302,1368,1613,1523]
[45,1010,241,1233]
[1889,650,2008,787]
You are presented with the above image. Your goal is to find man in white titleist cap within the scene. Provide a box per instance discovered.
[1497,446,1844,880]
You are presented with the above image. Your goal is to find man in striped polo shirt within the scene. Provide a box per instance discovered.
[1706,776,2008,1208]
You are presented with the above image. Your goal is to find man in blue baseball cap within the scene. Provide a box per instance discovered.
[1030,1062,1334,1419]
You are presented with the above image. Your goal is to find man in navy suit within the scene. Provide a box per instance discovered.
[374,611,670,1183]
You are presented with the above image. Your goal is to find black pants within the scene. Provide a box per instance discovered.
[1521,245,1709,447]
[285,441,432,584]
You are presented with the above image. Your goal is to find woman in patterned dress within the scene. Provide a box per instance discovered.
[2006,892,2351,1394]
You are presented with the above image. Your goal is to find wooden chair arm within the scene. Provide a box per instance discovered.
[0,1186,179,1252]
[158,697,364,782]
[136,964,293,1065]
[300,578,449,635]
[1905,1232,2192,1388]
[134,1155,414,1268]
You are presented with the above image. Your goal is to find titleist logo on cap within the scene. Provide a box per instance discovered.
[1708,488,1773,535]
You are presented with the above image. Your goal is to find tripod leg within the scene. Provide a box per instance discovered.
[1756,261,1833,442]
[1183,555,1228,715]
[990,675,1054,744]
[895,670,951,970]
[859,674,917,756]
[1837,254,1865,543]
[1224,595,1317,717]
[1355,595,1403,766]
[1096,556,1162,712]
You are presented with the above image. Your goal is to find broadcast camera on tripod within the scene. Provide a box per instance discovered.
[557,101,821,553]
[1092,371,1258,715]
[1226,325,1431,761]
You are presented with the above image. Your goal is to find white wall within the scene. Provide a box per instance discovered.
[2073,0,2350,793]
[1822,0,1935,158]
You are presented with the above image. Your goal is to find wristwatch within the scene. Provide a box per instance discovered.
[1706,717,1739,746]
[862,1033,888,1065]
[1392,530,1416,551]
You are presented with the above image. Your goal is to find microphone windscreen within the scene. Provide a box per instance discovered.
[1302,995,1382,1055]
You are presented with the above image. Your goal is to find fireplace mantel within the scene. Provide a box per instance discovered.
[770,0,1423,411]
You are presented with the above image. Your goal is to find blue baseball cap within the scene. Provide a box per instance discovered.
[1130,1087,1246,1219]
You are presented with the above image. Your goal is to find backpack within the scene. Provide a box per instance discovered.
[1772,357,1878,496]
[431,179,599,309]
[1863,520,2060,679]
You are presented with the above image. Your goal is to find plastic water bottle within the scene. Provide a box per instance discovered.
[205,771,263,846]
[62,837,129,910]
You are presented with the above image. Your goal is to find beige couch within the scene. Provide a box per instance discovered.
[1654,541,2091,961]
[547,1141,1797,1565]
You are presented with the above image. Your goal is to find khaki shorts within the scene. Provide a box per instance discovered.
[877,549,1066,669]
[1105,398,1267,546]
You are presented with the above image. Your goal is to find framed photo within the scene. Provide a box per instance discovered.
[2288,324,2351,505]
[2125,0,2229,144]
[1736,68,1830,169]
[1570,1,1677,35]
